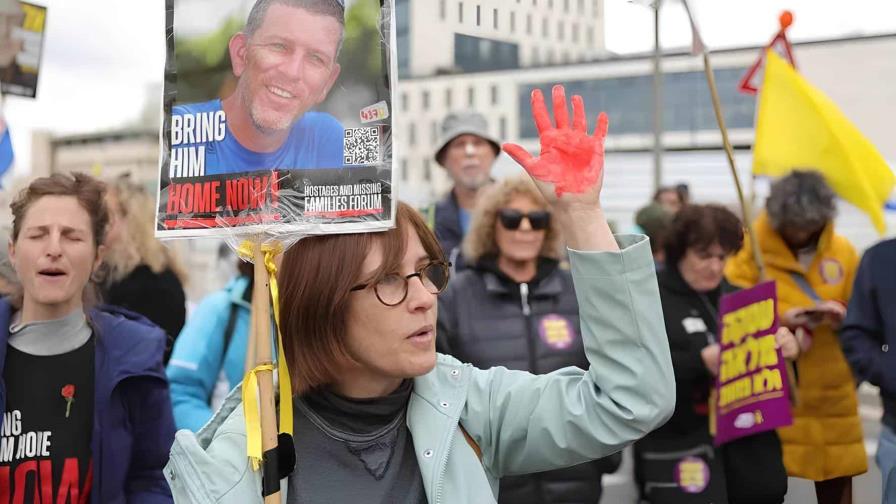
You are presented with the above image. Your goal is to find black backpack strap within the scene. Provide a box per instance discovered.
[221,302,240,361]
[212,279,254,405]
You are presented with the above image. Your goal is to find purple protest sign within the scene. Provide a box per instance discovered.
[714,281,792,445]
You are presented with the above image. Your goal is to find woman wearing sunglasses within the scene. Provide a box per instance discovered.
[165,86,674,503]
[436,176,620,503]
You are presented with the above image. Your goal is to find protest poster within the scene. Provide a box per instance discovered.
[156,0,396,238]
[714,281,792,445]
[0,1,45,98]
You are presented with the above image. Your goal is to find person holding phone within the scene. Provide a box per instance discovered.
[725,171,864,504]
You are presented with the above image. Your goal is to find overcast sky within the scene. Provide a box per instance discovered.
[3,0,896,177]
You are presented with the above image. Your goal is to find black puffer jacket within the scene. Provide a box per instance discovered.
[437,256,620,504]
[105,265,186,364]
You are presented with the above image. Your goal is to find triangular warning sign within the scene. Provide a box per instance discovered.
[738,32,795,95]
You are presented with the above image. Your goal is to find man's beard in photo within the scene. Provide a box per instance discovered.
[249,100,295,134]
[241,87,296,134]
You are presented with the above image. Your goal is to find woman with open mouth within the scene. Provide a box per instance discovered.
[0,173,175,503]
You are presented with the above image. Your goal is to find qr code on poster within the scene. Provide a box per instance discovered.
[344,127,380,166]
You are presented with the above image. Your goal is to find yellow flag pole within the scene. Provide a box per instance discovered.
[700,52,765,279]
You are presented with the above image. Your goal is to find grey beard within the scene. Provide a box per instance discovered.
[242,89,293,134]
[456,174,491,192]
[249,108,292,134]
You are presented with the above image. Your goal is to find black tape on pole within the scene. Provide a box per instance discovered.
[261,447,281,497]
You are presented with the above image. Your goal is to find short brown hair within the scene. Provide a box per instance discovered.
[10,172,109,248]
[278,202,444,395]
[663,204,743,267]
[462,177,562,264]
[246,0,345,35]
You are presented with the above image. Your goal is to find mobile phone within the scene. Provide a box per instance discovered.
[801,308,825,322]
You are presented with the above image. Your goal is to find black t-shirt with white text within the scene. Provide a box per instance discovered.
[0,336,95,502]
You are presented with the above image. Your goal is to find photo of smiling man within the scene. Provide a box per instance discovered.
[159,0,394,236]
[171,0,346,176]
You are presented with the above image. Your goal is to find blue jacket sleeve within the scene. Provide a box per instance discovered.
[840,246,884,388]
[166,291,231,432]
[123,376,176,503]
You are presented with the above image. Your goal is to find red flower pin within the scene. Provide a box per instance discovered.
[61,384,75,418]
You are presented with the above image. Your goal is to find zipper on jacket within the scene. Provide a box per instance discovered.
[521,282,539,375]
[519,280,545,497]
[520,283,531,316]
[433,427,454,504]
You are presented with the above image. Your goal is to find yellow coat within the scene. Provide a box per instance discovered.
[724,212,866,481]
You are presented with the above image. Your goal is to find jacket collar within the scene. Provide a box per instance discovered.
[659,263,728,297]
[476,257,561,296]
[88,304,168,385]
[0,299,167,386]
[754,211,835,273]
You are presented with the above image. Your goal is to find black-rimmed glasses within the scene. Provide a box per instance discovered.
[350,261,451,306]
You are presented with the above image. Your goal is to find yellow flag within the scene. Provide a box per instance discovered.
[753,51,895,234]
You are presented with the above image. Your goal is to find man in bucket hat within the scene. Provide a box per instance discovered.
[426,111,501,271]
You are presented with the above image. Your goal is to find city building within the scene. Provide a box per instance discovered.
[396,0,606,78]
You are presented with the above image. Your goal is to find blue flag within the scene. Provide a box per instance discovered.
[0,117,13,183]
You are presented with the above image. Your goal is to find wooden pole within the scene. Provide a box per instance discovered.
[251,245,280,503]
[701,52,765,279]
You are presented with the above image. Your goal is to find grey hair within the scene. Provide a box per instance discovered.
[245,0,345,37]
[765,170,837,232]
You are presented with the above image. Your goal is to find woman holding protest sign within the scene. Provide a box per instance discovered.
[436,176,622,504]
[164,85,675,503]
[635,204,800,504]
[725,171,865,504]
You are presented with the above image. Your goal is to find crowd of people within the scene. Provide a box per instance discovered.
[0,7,892,501]
[0,100,894,503]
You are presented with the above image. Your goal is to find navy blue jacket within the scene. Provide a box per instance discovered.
[840,238,896,431]
[0,300,175,503]
[426,191,468,272]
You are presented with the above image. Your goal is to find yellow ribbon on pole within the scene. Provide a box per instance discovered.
[237,240,294,472]
[241,362,275,471]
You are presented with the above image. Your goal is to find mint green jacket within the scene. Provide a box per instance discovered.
[164,235,675,503]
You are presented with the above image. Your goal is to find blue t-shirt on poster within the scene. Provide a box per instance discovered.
[172,99,345,176]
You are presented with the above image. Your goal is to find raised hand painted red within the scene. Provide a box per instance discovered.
[503,85,609,197]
